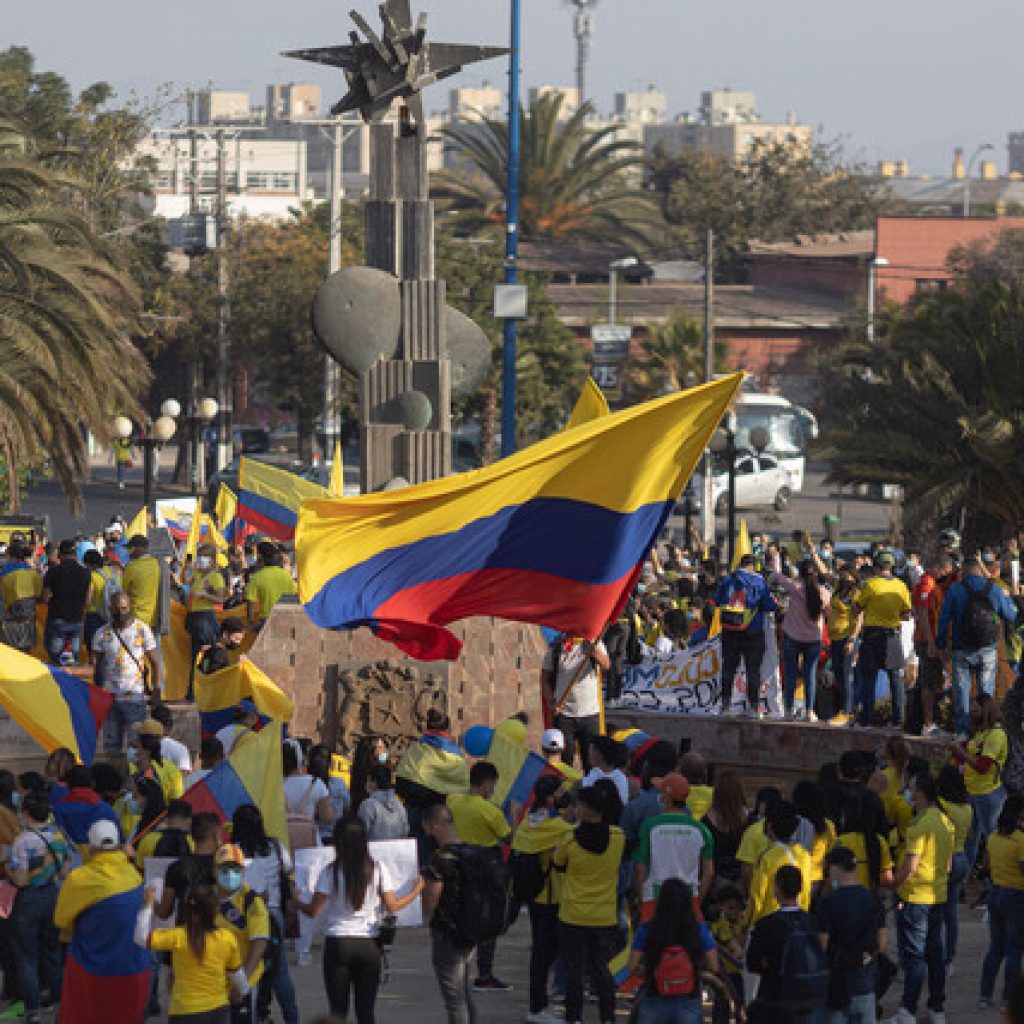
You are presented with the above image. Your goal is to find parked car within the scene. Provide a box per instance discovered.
[680,448,796,516]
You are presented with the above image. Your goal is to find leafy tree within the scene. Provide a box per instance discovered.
[814,228,1024,543]
[434,92,663,249]
[620,312,726,402]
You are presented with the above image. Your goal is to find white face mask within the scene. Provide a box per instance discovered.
[196,556,212,570]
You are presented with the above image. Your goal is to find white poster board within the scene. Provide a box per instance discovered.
[143,856,177,929]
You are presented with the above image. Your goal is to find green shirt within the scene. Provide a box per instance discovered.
[245,566,297,620]
[633,811,713,901]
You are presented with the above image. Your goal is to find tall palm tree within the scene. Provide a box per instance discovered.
[0,119,148,510]
[433,93,662,249]
[621,313,725,402]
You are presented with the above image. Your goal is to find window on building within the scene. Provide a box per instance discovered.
[272,172,297,191]
[914,278,947,297]
[153,171,175,190]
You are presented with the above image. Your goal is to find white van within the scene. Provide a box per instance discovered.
[726,392,817,493]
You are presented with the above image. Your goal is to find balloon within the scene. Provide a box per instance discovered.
[462,725,494,758]
[495,717,527,747]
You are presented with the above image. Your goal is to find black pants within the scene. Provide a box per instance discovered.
[554,714,601,772]
[559,921,616,1024]
[169,1009,230,1024]
[528,903,560,1013]
[323,935,382,1024]
[604,621,630,700]
[720,628,766,709]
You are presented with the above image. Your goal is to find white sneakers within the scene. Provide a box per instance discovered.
[882,1009,945,1024]
[525,1009,564,1024]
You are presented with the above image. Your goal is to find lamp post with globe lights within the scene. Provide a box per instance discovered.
[113,408,179,518]
[188,397,219,496]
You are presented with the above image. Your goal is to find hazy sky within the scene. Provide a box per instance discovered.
[6,0,1023,175]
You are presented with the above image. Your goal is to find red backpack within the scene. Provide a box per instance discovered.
[654,945,696,997]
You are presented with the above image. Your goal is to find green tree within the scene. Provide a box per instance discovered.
[434,92,663,249]
[814,228,1024,542]
[0,120,148,510]
[620,312,725,402]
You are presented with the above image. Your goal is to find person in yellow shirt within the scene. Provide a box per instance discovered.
[891,771,954,1022]
[792,780,835,887]
[957,693,1009,874]
[0,541,42,652]
[551,786,625,1024]
[849,551,912,728]
[446,761,512,992]
[81,549,118,657]
[136,882,245,1020]
[736,787,780,892]
[510,775,572,1021]
[980,796,1024,1008]
[135,732,183,804]
[746,800,812,926]
[184,542,226,693]
[826,569,859,722]
[936,765,973,971]
[245,542,297,630]
[679,751,714,821]
[122,535,162,633]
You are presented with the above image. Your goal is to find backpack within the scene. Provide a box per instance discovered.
[777,915,829,1008]
[448,844,513,948]
[285,779,320,851]
[961,580,1000,650]
[719,576,754,631]
[654,945,696,997]
[509,849,551,906]
[153,827,192,859]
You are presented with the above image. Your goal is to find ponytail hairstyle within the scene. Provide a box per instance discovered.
[800,560,823,620]
[332,816,374,912]
[183,883,218,961]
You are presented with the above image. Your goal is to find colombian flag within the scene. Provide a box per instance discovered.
[0,645,113,764]
[161,601,256,702]
[488,731,561,817]
[54,850,152,1024]
[395,731,469,797]
[238,457,328,541]
[296,375,741,661]
[194,659,294,736]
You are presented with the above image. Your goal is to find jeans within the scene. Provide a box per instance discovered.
[636,994,702,1023]
[257,909,299,1024]
[559,921,616,1024]
[720,628,766,710]
[830,640,854,717]
[965,786,1005,874]
[895,901,945,1014]
[45,617,83,664]
[857,628,904,727]
[944,850,970,965]
[12,884,62,1013]
[104,696,149,752]
[783,637,822,716]
[952,646,999,735]
[431,929,476,1024]
[553,714,601,773]
[981,885,1024,1002]
[84,612,105,656]
[528,902,560,1013]
[323,935,381,1024]
[825,992,876,1024]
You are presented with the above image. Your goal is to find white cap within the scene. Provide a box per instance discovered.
[542,728,565,752]
[88,820,119,850]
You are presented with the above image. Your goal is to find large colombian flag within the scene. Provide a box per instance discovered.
[194,659,294,736]
[0,644,113,764]
[238,457,328,541]
[296,375,742,661]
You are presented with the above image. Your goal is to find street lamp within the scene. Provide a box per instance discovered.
[190,398,220,495]
[114,411,179,518]
[964,143,994,218]
[866,256,889,342]
[608,256,639,325]
[710,426,737,567]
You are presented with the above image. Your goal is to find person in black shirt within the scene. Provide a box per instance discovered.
[40,539,93,665]
[816,845,887,1023]
[154,812,221,923]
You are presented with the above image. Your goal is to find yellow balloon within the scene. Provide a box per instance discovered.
[495,717,527,747]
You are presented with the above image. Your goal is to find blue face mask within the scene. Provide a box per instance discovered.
[10,792,21,810]
[125,796,140,816]
[218,866,243,892]
[377,752,389,764]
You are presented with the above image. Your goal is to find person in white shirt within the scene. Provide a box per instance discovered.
[300,817,423,1022]
[215,701,261,755]
[581,734,630,806]
[540,635,610,772]
[148,705,192,773]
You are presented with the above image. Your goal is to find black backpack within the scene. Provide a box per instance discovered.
[448,844,513,948]
[509,849,551,907]
[777,914,829,1009]
[961,580,1000,650]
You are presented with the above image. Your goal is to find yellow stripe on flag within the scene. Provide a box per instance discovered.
[731,518,753,571]
[230,722,288,848]
[126,506,147,539]
[195,659,294,724]
[329,441,344,498]
[566,376,610,430]
[185,498,202,561]
[215,485,237,532]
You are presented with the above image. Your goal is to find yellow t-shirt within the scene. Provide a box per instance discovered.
[808,820,837,883]
[965,726,1008,796]
[133,828,194,870]
[833,832,894,890]
[747,842,812,924]
[899,806,955,905]
[827,597,854,641]
[938,799,972,855]
[710,915,745,975]
[737,819,770,867]
[687,785,714,821]
[152,759,184,804]
[511,814,573,906]
[1,567,41,608]
[447,794,510,848]
[149,926,241,1016]
[189,570,226,612]
[86,570,110,616]
[854,576,912,629]
[552,826,625,928]
[245,566,296,620]
[122,555,161,627]
[988,831,1024,891]
[217,887,270,985]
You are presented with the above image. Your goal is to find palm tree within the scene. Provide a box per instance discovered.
[0,119,148,510]
[621,313,726,402]
[433,92,662,249]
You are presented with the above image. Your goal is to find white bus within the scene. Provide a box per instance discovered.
[726,392,817,493]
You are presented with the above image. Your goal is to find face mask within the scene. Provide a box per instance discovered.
[125,796,140,816]
[112,611,131,628]
[377,752,389,764]
[196,556,212,570]
[224,640,242,651]
[10,792,21,810]
[218,866,243,892]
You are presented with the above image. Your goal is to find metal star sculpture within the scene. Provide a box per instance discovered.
[283,0,508,131]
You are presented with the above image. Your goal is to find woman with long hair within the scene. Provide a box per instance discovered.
[129,775,166,845]
[702,770,748,883]
[308,743,351,843]
[827,568,859,721]
[300,816,423,1023]
[832,790,893,893]
[960,692,1010,875]
[231,804,299,1024]
[792,780,836,890]
[980,795,1024,1008]
[136,883,246,1024]
[771,550,832,721]
[937,764,973,969]
[629,878,719,1023]
[136,732,183,804]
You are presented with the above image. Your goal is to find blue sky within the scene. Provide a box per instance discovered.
[6,0,1022,175]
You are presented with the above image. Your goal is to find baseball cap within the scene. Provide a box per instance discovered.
[88,820,120,850]
[134,718,165,738]
[541,728,565,752]
[653,772,690,803]
[874,551,895,567]
[215,843,245,867]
